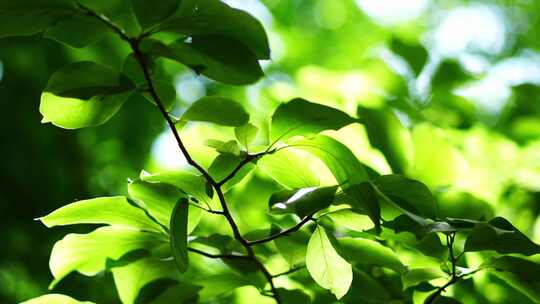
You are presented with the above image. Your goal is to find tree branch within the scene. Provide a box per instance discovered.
[78,5,282,302]
[271,265,305,278]
[75,2,130,42]
[248,214,314,246]
[187,247,250,260]
[217,150,270,186]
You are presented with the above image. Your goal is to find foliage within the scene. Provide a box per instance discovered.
[2,0,540,304]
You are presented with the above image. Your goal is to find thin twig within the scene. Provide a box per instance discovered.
[75,2,130,42]
[187,201,224,215]
[187,247,250,260]
[248,214,314,246]
[271,265,305,278]
[217,150,271,186]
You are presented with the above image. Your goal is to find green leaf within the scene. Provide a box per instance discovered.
[234,123,259,149]
[158,0,270,59]
[139,170,212,203]
[132,0,179,29]
[170,198,189,273]
[0,1,74,38]
[128,180,201,233]
[49,226,167,287]
[40,62,135,129]
[112,257,198,304]
[271,98,357,142]
[205,139,241,156]
[402,268,446,290]
[195,273,250,300]
[208,153,255,189]
[341,269,392,302]
[325,208,374,232]
[431,60,471,91]
[483,256,540,303]
[269,186,338,218]
[151,36,264,85]
[272,225,309,266]
[44,15,109,48]
[293,135,377,228]
[464,217,540,256]
[181,96,249,126]
[373,174,437,219]
[389,37,428,75]
[358,106,412,174]
[21,294,93,304]
[39,196,163,233]
[136,79,177,111]
[426,296,462,304]
[257,148,320,189]
[337,237,407,273]
[306,225,352,299]
[276,288,311,304]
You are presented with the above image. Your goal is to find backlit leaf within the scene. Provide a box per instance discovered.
[271,98,357,142]
[170,198,189,273]
[40,62,134,129]
[306,225,352,299]
[182,96,249,126]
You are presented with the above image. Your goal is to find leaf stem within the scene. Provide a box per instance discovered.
[271,265,305,278]
[247,214,314,246]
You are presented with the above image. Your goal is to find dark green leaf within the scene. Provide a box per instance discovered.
[44,15,109,48]
[159,0,270,59]
[40,61,135,129]
[358,106,412,174]
[293,135,378,229]
[464,217,540,255]
[341,269,392,303]
[306,225,352,299]
[151,36,264,85]
[277,288,311,304]
[182,96,249,126]
[389,37,428,75]
[132,0,179,29]
[170,198,189,273]
[0,1,74,38]
[271,98,357,142]
[483,256,540,303]
[269,186,338,218]
[431,60,471,91]
[337,237,406,273]
[425,296,463,304]
[402,268,446,290]
[373,174,437,219]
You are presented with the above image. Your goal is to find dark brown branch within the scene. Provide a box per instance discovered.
[79,6,282,302]
[271,265,305,278]
[248,214,314,246]
[187,247,250,260]
[217,151,270,186]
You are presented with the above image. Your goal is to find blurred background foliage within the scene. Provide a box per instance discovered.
[2,0,540,303]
